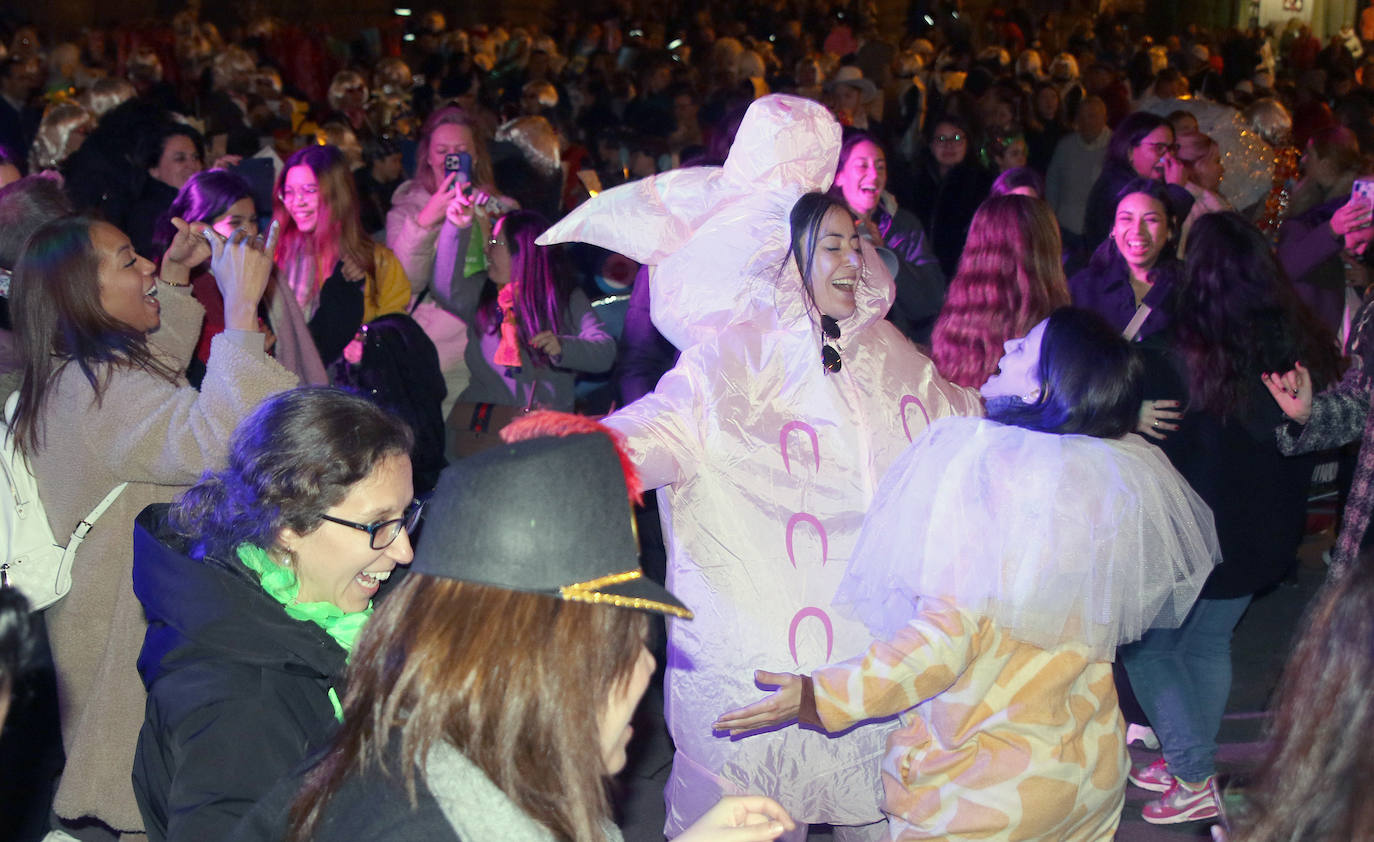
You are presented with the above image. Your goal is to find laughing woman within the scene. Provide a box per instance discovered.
[273,144,410,367]
[132,388,419,842]
[1069,178,1183,344]
[8,218,297,835]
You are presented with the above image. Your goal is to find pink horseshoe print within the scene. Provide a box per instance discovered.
[779,421,820,475]
[785,513,828,569]
[789,607,835,664]
[899,395,931,442]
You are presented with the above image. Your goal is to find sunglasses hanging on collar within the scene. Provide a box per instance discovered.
[821,315,842,374]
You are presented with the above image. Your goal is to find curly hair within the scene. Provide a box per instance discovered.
[931,195,1069,388]
[168,387,413,563]
[1172,211,1340,417]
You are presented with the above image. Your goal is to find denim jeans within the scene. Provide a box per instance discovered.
[1119,594,1254,783]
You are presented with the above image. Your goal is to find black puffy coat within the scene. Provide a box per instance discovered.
[131,504,347,842]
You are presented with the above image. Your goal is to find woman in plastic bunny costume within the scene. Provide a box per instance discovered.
[540,95,981,840]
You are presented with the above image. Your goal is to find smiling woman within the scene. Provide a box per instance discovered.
[131,388,415,842]
[7,215,298,834]
[1069,178,1184,343]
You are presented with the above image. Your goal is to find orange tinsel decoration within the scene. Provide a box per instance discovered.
[1259,145,1302,241]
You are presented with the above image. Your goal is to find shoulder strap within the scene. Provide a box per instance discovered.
[55,482,128,597]
[1123,302,1153,342]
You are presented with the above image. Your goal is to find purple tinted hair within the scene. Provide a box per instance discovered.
[152,168,254,254]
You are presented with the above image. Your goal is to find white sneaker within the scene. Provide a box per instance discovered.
[1127,723,1161,750]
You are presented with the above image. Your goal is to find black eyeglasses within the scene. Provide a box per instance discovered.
[1139,141,1180,156]
[821,315,842,373]
[318,499,425,550]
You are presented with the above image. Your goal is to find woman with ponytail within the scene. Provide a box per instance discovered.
[130,388,418,842]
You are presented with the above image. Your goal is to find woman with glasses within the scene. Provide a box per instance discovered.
[273,144,410,368]
[443,207,614,456]
[909,113,993,277]
[1081,112,1194,252]
[131,387,419,842]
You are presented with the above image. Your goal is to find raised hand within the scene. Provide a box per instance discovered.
[418,172,461,228]
[1261,362,1313,424]
[204,220,281,332]
[160,217,212,287]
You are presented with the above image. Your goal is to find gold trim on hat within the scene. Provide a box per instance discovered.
[560,569,694,619]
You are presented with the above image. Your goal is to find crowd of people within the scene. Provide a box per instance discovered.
[1,2,1374,841]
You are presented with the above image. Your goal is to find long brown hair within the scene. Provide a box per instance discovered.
[286,576,648,842]
[272,144,377,304]
[931,195,1069,388]
[1237,559,1374,841]
[10,216,178,456]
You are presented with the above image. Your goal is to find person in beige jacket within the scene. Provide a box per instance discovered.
[8,216,298,836]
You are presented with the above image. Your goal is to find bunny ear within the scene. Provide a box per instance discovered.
[538,94,845,349]
[537,166,723,263]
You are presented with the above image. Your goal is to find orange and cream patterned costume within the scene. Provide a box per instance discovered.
[812,599,1126,840]
[803,417,1219,840]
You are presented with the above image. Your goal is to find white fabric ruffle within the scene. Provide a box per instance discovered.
[835,417,1221,661]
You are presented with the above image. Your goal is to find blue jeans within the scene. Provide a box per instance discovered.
[1119,594,1253,783]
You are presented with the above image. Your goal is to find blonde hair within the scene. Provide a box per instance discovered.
[1175,131,1217,166]
[29,104,94,171]
[78,77,136,118]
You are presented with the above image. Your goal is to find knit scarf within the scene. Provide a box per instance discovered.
[236,543,373,720]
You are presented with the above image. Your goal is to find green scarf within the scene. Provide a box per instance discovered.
[236,543,373,720]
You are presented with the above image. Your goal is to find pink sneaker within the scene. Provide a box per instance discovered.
[1128,757,1174,793]
[1142,777,1220,824]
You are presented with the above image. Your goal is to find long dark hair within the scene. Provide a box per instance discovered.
[1238,558,1374,841]
[169,387,413,563]
[788,191,853,314]
[1084,178,1180,278]
[987,307,1144,438]
[285,576,648,842]
[1104,111,1172,176]
[1172,211,1340,417]
[475,210,571,367]
[10,216,179,456]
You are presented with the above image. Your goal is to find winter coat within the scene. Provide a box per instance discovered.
[1068,249,1183,341]
[1278,293,1374,577]
[1141,336,1317,598]
[229,738,626,842]
[386,179,447,299]
[231,734,634,842]
[870,203,947,345]
[1276,197,1347,334]
[907,155,993,277]
[32,283,297,831]
[445,226,615,411]
[131,505,345,842]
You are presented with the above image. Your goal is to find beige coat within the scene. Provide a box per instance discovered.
[33,282,297,832]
